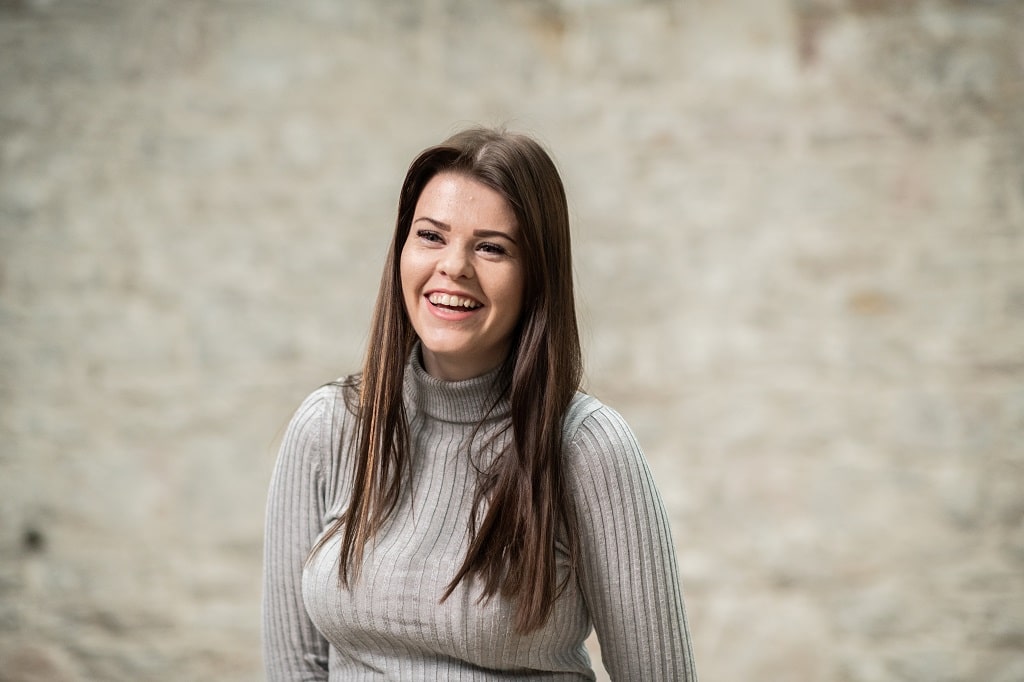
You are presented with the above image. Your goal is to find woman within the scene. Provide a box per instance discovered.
[263,127,697,680]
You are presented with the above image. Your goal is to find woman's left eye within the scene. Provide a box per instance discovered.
[478,242,508,256]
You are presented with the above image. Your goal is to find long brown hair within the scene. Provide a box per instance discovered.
[323,127,582,633]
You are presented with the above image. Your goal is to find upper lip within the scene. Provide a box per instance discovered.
[425,289,483,305]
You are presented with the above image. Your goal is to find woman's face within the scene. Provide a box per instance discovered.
[400,172,525,381]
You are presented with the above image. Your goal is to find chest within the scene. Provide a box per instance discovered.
[301,424,591,671]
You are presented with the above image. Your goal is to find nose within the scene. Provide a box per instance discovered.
[438,246,474,279]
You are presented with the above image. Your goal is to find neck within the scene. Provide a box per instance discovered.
[405,344,511,424]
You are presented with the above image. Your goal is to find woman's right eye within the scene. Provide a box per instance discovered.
[416,230,443,243]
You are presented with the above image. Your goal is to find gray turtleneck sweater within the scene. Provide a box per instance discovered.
[263,351,696,680]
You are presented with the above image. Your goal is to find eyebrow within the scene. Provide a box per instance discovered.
[413,217,517,243]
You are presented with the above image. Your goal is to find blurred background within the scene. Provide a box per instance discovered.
[1,0,1022,680]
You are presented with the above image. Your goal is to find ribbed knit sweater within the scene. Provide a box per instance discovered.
[263,350,697,680]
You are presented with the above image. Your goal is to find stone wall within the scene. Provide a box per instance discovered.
[1,0,1021,680]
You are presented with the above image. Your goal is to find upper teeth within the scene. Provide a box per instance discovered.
[429,293,481,309]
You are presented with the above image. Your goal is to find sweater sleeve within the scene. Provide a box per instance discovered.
[262,387,336,681]
[566,404,698,681]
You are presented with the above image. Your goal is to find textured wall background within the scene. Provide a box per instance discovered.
[1,0,1022,680]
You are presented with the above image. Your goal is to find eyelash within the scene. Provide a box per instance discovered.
[417,229,443,243]
[415,230,509,256]
[478,243,508,256]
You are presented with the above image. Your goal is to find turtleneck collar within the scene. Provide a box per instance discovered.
[404,344,512,425]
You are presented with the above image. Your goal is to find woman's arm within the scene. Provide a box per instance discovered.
[263,388,335,681]
[567,402,698,681]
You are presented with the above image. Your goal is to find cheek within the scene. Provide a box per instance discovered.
[399,246,420,296]
[399,258,424,320]
[503,269,526,322]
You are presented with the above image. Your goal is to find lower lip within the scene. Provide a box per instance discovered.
[426,298,481,321]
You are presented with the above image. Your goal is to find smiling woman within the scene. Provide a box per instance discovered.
[262,127,698,681]
[401,173,525,381]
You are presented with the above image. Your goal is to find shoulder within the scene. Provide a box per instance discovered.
[562,392,605,438]
[290,376,359,429]
[280,375,360,467]
[562,392,645,477]
[561,394,670,532]
[563,392,636,445]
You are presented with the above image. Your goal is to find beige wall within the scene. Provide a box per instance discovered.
[1,1,1022,680]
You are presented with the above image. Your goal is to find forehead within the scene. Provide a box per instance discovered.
[414,173,518,234]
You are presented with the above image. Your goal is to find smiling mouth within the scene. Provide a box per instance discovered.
[427,293,482,310]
